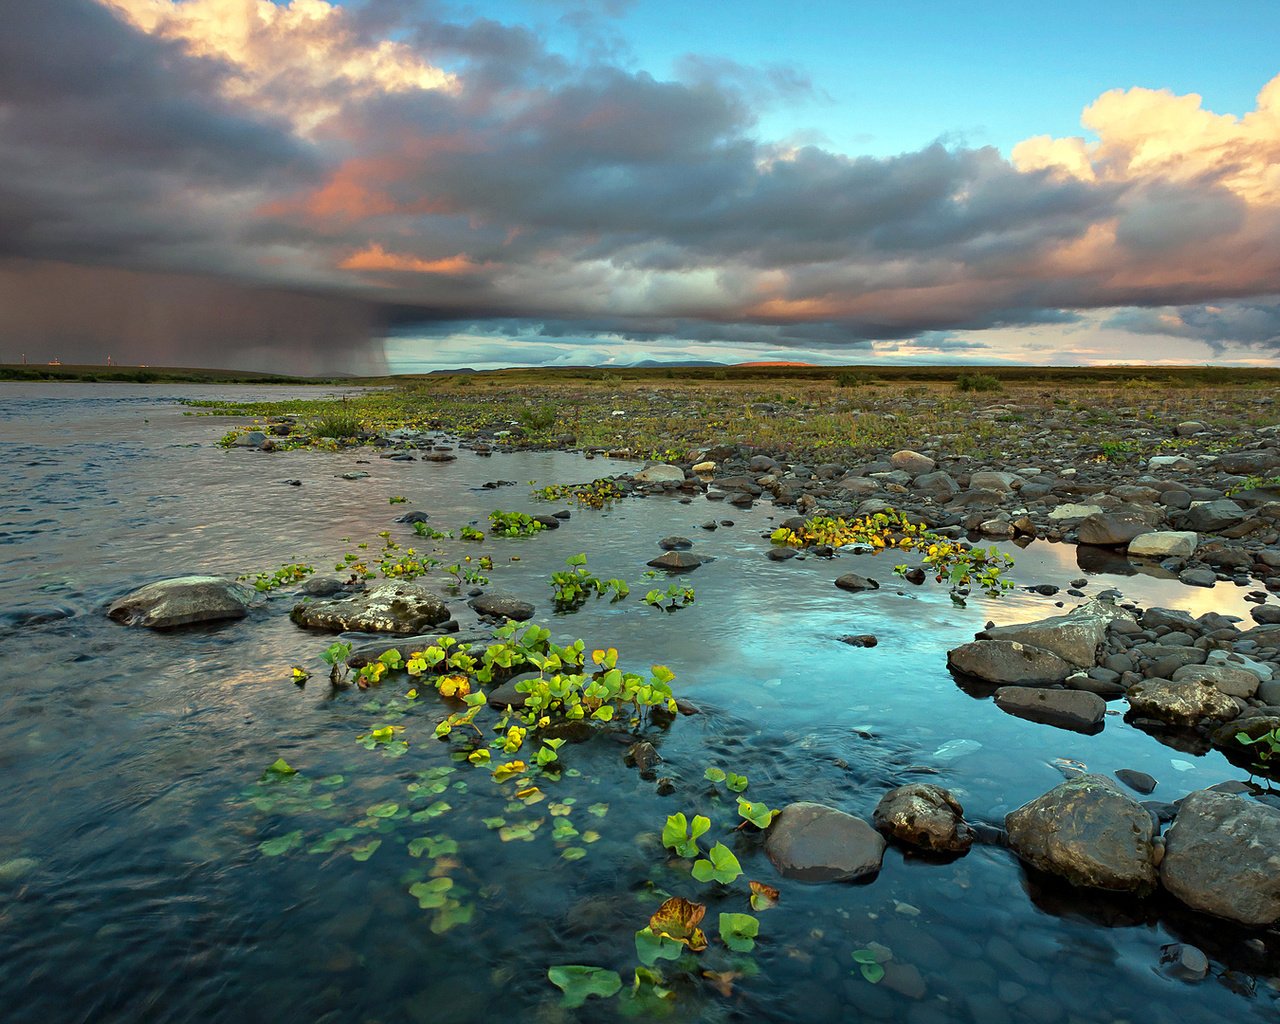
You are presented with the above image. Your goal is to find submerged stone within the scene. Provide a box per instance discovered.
[764,801,885,883]
[107,575,257,629]
[872,783,974,854]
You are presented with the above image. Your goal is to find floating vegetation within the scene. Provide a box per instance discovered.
[549,553,629,610]
[533,477,624,509]
[239,562,315,591]
[644,582,695,610]
[487,509,547,537]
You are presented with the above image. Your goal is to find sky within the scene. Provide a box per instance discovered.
[2,1,1279,374]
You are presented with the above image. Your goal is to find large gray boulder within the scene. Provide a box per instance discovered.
[1004,775,1157,893]
[764,802,885,882]
[1177,500,1247,533]
[890,449,935,476]
[1128,531,1198,559]
[947,640,1074,685]
[633,463,685,484]
[983,598,1130,668]
[107,576,257,629]
[994,686,1106,732]
[1161,789,1280,926]
[1126,678,1240,728]
[1076,513,1152,547]
[291,583,450,634]
[1170,663,1260,699]
[872,783,974,854]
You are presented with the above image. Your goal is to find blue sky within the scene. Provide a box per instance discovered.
[2,1,1279,373]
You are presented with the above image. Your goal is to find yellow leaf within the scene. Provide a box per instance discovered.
[649,896,708,952]
[438,674,471,698]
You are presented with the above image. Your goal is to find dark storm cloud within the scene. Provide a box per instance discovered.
[4,1,1279,372]
[1107,299,1280,354]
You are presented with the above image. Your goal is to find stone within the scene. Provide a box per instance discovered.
[914,471,959,497]
[691,461,716,474]
[1179,568,1217,588]
[993,686,1106,732]
[469,594,535,621]
[1148,455,1195,472]
[1114,769,1157,795]
[1125,678,1240,727]
[834,573,879,592]
[486,677,534,710]
[1175,421,1206,437]
[633,463,685,484]
[107,575,257,629]
[1076,512,1152,547]
[1127,531,1198,559]
[969,470,1021,492]
[1170,663,1259,699]
[346,632,483,668]
[291,583,450,634]
[299,575,352,597]
[232,430,267,447]
[872,783,975,854]
[658,536,693,550]
[1048,503,1104,521]
[1178,499,1247,533]
[890,449,935,476]
[982,598,1130,668]
[947,640,1075,685]
[764,802,885,882]
[646,551,706,572]
[1004,774,1157,893]
[1161,789,1280,926]
[1159,943,1209,981]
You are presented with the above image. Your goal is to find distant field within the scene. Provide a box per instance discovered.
[4,361,1279,388]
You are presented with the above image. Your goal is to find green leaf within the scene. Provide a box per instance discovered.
[634,928,685,966]
[725,772,749,793]
[258,830,302,857]
[409,876,454,908]
[692,842,742,885]
[548,966,622,1008]
[349,838,382,862]
[704,767,726,783]
[736,797,779,829]
[661,813,711,858]
[718,912,760,952]
[858,962,885,984]
[264,758,298,777]
[366,801,400,819]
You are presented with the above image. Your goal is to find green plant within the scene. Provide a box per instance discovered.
[956,373,1002,392]
[412,521,452,540]
[643,582,694,610]
[662,812,711,858]
[692,842,742,884]
[488,509,547,537]
[240,562,315,591]
[1237,726,1280,773]
[736,797,780,830]
[321,640,352,684]
[894,540,1015,596]
[459,525,485,541]
[532,477,623,509]
[718,912,760,952]
[518,405,558,431]
[704,767,748,792]
[309,400,363,439]
[549,553,629,610]
[851,944,892,984]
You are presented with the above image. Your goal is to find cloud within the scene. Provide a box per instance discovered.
[1,1,1278,371]
[1106,298,1280,354]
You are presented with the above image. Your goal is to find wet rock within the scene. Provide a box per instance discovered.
[982,598,1130,668]
[291,583,450,635]
[1161,789,1280,926]
[346,632,484,668]
[107,576,257,629]
[766,547,798,561]
[646,551,706,572]
[838,634,878,647]
[834,573,879,592]
[1114,769,1157,795]
[1125,678,1240,728]
[1127,531,1198,559]
[300,575,352,597]
[486,678,533,710]
[1076,513,1152,547]
[993,686,1106,732]
[872,783,975,854]
[626,741,662,778]
[397,511,431,524]
[1170,663,1259,699]
[1159,943,1209,982]
[1177,499,1247,533]
[232,430,267,448]
[531,514,560,529]
[764,802,885,883]
[658,536,693,550]
[1004,774,1157,893]
[633,463,685,484]
[1178,568,1217,588]
[947,640,1075,685]
[469,594,535,621]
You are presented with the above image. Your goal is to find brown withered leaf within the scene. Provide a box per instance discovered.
[649,896,708,952]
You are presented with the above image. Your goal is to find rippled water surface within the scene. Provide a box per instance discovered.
[0,384,1275,1024]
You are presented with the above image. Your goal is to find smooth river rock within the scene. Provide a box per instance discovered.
[982,598,1129,668]
[947,640,1075,685]
[107,575,257,629]
[764,801,886,882]
[994,686,1106,732]
[291,582,450,634]
[872,783,974,854]
[1161,789,1280,926]
[1076,512,1152,547]
[633,463,685,484]
[469,593,536,621]
[1128,531,1199,559]
[1005,774,1157,893]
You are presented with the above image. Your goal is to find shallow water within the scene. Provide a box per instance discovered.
[0,384,1275,1024]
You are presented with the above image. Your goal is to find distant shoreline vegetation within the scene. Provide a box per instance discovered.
[3,362,1279,389]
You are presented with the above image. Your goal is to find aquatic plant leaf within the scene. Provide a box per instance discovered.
[317,775,345,787]
[649,896,708,951]
[725,772,749,793]
[704,767,726,783]
[431,900,474,934]
[498,823,537,842]
[350,838,381,862]
[718,913,759,952]
[662,813,711,858]
[703,970,742,997]
[582,830,601,843]
[410,801,451,822]
[561,846,587,861]
[748,881,780,911]
[366,801,400,818]
[264,758,297,777]
[552,820,579,841]
[409,876,454,908]
[258,830,302,857]
[492,760,527,783]
[736,798,779,829]
[588,803,609,818]
[468,748,491,765]
[692,843,742,885]
[547,965,622,1009]
[635,928,685,967]
[438,674,471,698]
